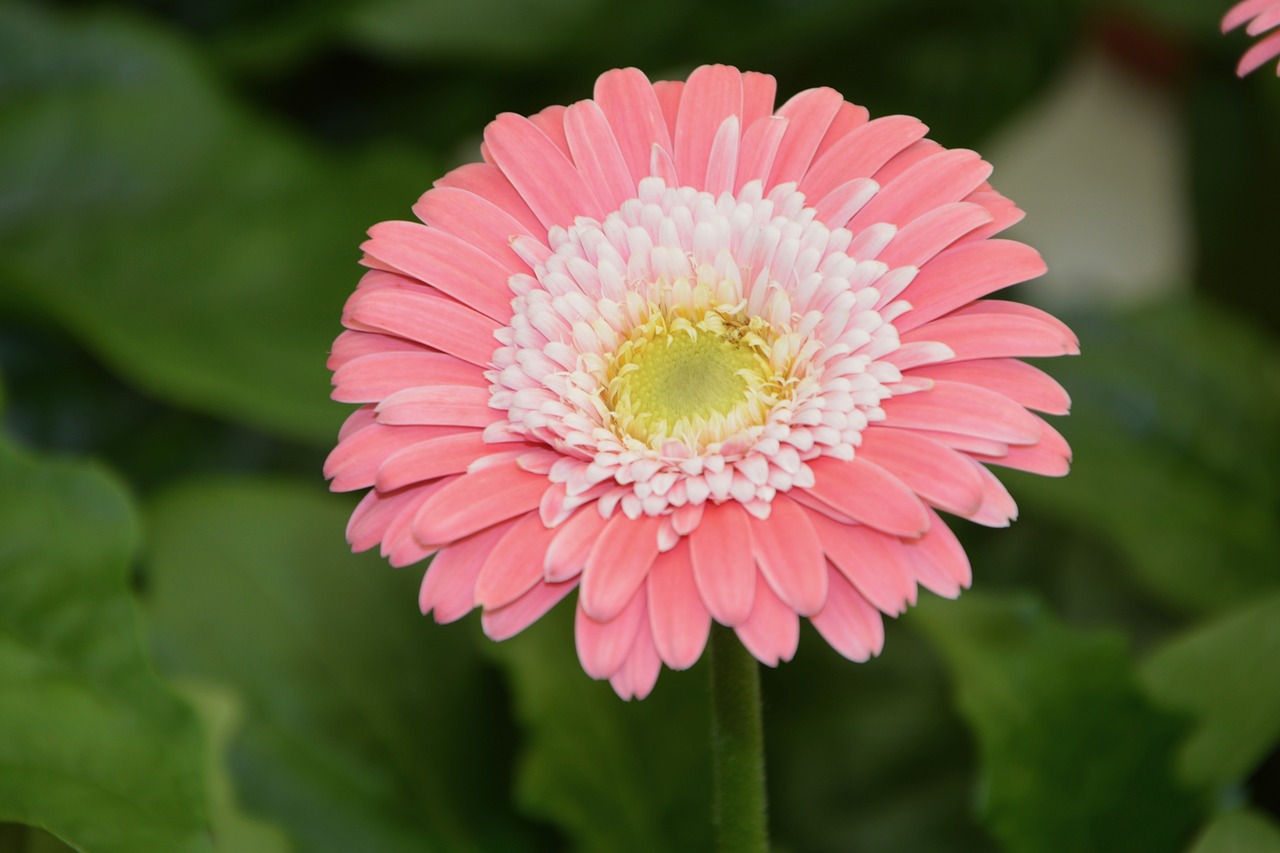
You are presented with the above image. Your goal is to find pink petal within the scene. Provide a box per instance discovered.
[575,587,647,679]
[434,161,544,238]
[652,80,684,142]
[896,240,1047,332]
[740,71,778,132]
[579,513,662,622]
[735,116,788,192]
[412,186,537,273]
[879,380,1044,446]
[768,86,845,187]
[373,432,488,491]
[809,513,918,616]
[910,358,1071,415]
[799,114,930,202]
[593,67,674,186]
[413,462,548,546]
[1247,4,1280,34]
[333,351,488,403]
[811,100,872,163]
[609,621,662,701]
[749,494,827,616]
[674,64,744,192]
[347,287,499,367]
[704,116,741,197]
[484,112,603,229]
[809,564,885,661]
[347,484,437,553]
[544,506,610,582]
[901,508,971,598]
[528,104,571,158]
[419,520,515,622]
[847,149,992,233]
[375,385,498,429]
[1225,0,1277,31]
[973,416,1072,477]
[689,501,757,627]
[804,457,930,538]
[904,306,1078,361]
[474,512,561,609]
[362,221,515,321]
[856,427,985,517]
[875,201,994,269]
[328,327,429,372]
[326,423,462,492]
[966,460,1019,528]
[646,539,712,670]
[735,572,800,667]
[482,578,578,641]
[564,99,637,214]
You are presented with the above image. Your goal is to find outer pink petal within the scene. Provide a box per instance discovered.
[361,221,515,321]
[749,494,827,616]
[412,185,537,272]
[809,564,885,661]
[580,513,662,622]
[902,310,1078,361]
[674,64,744,191]
[809,513,918,616]
[847,149,992,233]
[811,100,872,163]
[564,99,637,213]
[652,80,684,142]
[419,520,515,622]
[474,512,562,609]
[482,578,578,641]
[413,462,549,546]
[544,507,610,582]
[646,540,712,670]
[332,351,488,403]
[347,484,442,553]
[735,572,800,667]
[910,358,1071,415]
[1225,0,1277,31]
[856,427,985,518]
[328,327,430,372]
[966,461,1019,528]
[484,112,603,229]
[740,71,778,133]
[375,385,498,429]
[1238,29,1280,75]
[875,201,994,269]
[735,116,788,192]
[896,240,1047,332]
[1247,4,1280,34]
[768,86,845,187]
[326,423,461,492]
[974,416,1072,477]
[434,161,545,238]
[879,381,1044,446]
[375,431,492,491]
[689,501,757,627]
[347,288,499,367]
[798,114,930,202]
[609,620,662,701]
[575,587,647,679]
[528,104,571,158]
[593,67,674,186]
[804,457,930,538]
[901,508,972,598]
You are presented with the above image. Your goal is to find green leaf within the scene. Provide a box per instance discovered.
[1140,594,1280,792]
[142,477,543,853]
[0,4,435,446]
[913,593,1203,853]
[1188,810,1280,853]
[1010,300,1280,614]
[484,604,714,853]
[0,437,211,852]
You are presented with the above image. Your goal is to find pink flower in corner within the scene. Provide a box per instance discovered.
[325,65,1076,700]
[1223,0,1280,76]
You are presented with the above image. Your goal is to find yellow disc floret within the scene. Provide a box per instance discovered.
[605,304,791,450]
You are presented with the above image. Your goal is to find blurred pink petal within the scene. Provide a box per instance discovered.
[1224,0,1280,75]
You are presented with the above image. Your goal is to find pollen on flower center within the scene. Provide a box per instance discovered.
[605,307,783,448]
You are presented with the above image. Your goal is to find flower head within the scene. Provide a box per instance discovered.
[1223,0,1280,76]
[326,65,1076,699]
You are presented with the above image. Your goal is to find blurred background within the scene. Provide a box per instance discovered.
[2,0,1279,850]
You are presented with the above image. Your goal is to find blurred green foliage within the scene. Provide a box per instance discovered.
[2,0,1280,851]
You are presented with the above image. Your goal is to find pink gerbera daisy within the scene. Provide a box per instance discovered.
[325,64,1076,700]
[1223,0,1280,76]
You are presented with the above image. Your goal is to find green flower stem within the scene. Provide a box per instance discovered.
[708,623,769,853]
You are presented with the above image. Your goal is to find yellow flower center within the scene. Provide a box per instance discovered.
[605,306,790,449]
